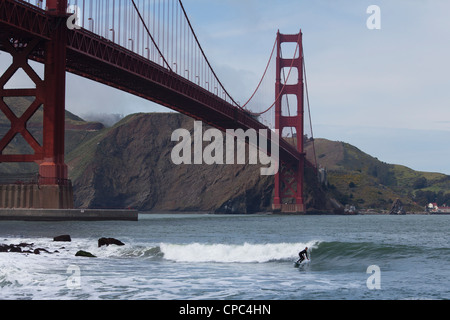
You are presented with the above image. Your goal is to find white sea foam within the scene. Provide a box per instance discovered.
[159,240,320,263]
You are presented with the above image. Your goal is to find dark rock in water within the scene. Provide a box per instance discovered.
[0,242,54,254]
[98,237,125,247]
[53,235,72,242]
[34,248,51,254]
[75,250,96,258]
[0,243,34,252]
[8,245,22,253]
[17,242,34,247]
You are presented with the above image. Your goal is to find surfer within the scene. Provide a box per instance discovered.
[296,247,309,264]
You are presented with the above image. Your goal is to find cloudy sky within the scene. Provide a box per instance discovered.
[1,0,449,174]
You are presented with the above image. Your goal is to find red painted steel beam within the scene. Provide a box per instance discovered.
[0,37,44,163]
[0,0,69,186]
[46,0,67,15]
[273,31,305,211]
[38,0,68,184]
[0,0,52,40]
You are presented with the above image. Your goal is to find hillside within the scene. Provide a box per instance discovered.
[66,113,332,213]
[305,138,450,212]
[2,97,449,213]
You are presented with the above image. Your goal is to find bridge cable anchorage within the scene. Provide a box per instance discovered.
[248,32,302,116]
[177,0,240,107]
[130,0,172,72]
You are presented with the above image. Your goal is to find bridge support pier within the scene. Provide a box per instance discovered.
[39,0,69,189]
[0,184,73,209]
[272,31,305,214]
[0,0,72,209]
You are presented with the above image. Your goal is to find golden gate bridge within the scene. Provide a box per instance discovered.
[0,0,317,213]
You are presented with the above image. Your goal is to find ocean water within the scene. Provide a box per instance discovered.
[0,213,448,300]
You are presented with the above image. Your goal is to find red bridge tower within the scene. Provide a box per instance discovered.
[0,0,72,209]
[272,31,305,213]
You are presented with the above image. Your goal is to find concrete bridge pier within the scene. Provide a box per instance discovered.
[0,184,73,209]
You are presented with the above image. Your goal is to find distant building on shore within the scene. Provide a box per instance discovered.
[427,203,450,213]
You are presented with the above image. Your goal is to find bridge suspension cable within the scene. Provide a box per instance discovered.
[239,38,277,111]
[243,32,301,118]
[23,0,295,118]
[176,0,240,107]
[20,0,314,143]
[130,0,172,72]
[40,0,241,105]
[303,53,318,169]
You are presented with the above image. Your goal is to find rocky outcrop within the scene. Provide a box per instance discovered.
[53,235,72,242]
[98,237,125,247]
[69,113,332,213]
[0,242,57,254]
[75,250,96,258]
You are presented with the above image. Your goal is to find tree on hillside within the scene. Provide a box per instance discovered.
[368,163,397,186]
[412,190,450,206]
[412,177,427,189]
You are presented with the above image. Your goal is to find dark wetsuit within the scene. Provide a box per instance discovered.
[297,249,308,263]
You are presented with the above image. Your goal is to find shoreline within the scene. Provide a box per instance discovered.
[0,208,441,221]
[137,210,436,216]
[0,208,138,221]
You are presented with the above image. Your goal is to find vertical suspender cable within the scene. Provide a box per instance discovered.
[303,53,318,170]
[178,0,239,107]
[130,0,173,71]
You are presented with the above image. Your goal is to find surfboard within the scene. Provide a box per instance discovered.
[294,260,309,268]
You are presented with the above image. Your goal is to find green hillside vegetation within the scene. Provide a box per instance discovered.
[306,138,450,211]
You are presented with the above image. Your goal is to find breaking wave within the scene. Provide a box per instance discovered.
[152,240,447,265]
[158,241,320,263]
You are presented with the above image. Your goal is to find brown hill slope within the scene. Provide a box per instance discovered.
[67,113,332,213]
